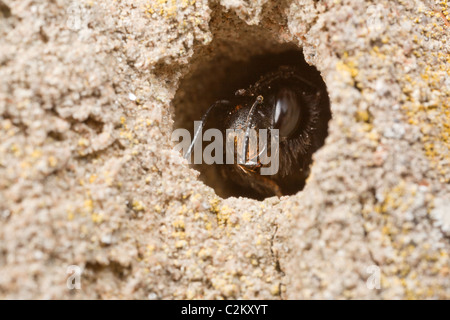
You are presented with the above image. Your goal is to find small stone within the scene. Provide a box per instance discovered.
[129,93,137,101]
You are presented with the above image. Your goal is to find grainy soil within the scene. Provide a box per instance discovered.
[0,0,449,299]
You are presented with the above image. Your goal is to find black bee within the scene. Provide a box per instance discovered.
[185,65,330,199]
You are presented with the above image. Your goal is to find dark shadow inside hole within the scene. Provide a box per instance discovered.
[173,49,331,200]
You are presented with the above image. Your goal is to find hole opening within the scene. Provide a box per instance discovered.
[173,17,331,200]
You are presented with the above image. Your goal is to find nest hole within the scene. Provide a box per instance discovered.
[173,20,331,200]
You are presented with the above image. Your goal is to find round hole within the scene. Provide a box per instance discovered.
[173,31,330,200]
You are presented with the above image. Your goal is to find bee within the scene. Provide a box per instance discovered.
[185,65,330,199]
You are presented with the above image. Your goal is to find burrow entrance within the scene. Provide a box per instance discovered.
[173,10,331,200]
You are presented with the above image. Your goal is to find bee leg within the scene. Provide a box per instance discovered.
[250,173,283,197]
[184,100,230,159]
[242,95,264,164]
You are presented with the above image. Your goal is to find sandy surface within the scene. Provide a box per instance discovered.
[0,0,449,299]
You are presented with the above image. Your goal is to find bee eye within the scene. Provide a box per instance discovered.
[273,87,301,138]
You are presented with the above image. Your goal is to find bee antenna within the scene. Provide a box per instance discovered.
[242,95,263,164]
[184,100,230,160]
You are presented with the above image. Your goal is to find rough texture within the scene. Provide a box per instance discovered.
[0,0,449,299]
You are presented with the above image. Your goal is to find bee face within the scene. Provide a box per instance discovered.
[224,107,269,173]
[189,65,330,199]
